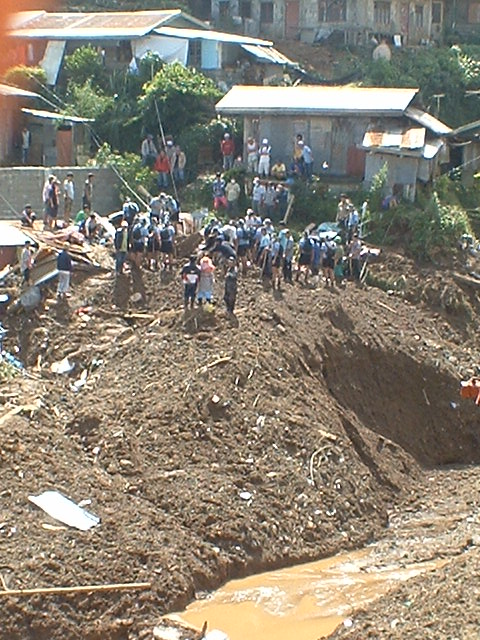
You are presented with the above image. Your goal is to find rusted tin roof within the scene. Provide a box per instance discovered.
[363,126,426,150]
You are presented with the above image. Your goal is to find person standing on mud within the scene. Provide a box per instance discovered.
[57,243,73,299]
[114,220,129,275]
[220,132,235,171]
[197,255,215,305]
[224,257,238,314]
[82,173,95,209]
[296,231,313,284]
[283,229,295,284]
[63,172,75,223]
[181,255,201,310]
[348,234,363,280]
[20,240,33,285]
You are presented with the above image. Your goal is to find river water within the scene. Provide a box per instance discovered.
[168,491,474,640]
[174,546,445,640]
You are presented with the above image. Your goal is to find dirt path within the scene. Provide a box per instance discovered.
[0,247,479,639]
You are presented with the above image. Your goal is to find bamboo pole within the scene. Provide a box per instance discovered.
[0,582,151,597]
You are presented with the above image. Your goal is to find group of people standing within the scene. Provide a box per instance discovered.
[140,134,186,188]
[113,197,180,275]
[23,172,96,230]
[222,131,315,182]
[180,253,237,314]
[21,239,73,299]
[200,199,365,295]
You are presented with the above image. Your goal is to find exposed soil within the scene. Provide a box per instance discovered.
[1,242,479,639]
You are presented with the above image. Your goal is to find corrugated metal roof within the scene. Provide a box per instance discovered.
[241,44,295,66]
[362,126,425,150]
[362,124,444,159]
[448,119,480,138]
[215,85,418,116]
[154,25,271,46]
[8,10,183,39]
[405,106,452,135]
[0,223,33,247]
[7,11,46,29]
[21,107,94,123]
[423,138,444,160]
[0,83,39,99]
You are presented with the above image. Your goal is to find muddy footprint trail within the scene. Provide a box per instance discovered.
[1,249,479,639]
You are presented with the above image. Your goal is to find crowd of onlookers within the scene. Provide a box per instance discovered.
[17,127,368,314]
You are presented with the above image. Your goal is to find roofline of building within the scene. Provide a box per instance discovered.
[216,106,412,117]
[7,9,209,40]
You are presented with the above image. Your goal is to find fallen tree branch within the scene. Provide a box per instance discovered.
[376,300,396,314]
[0,581,151,598]
[196,356,232,374]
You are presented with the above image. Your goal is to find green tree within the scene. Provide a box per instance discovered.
[360,45,480,127]
[64,45,106,86]
[65,79,114,120]
[139,62,222,138]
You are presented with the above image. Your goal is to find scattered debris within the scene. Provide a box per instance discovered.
[50,357,75,374]
[0,401,41,428]
[19,286,42,310]
[28,491,100,531]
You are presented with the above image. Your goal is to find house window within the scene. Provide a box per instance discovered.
[432,1,442,23]
[374,1,391,24]
[414,4,424,27]
[240,0,252,17]
[188,40,202,68]
[318,0,347,22]
[260,1,274,23]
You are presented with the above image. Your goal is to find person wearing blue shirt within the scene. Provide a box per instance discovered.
[311,237,321,276]
[302,143,314,181]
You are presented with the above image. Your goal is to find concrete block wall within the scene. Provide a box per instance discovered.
[0,167,120,221]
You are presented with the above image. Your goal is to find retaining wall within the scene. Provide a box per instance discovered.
[0,167,121,220]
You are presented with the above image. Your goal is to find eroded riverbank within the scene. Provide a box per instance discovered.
[166,466,480,640]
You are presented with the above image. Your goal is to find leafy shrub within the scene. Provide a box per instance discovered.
[368,163,388,212]
[176,117,241,178]
[94,143,157,204]
[365,188,473,262]
[359,45,480,126]
[64,45,106,86]
[65,79,114,120]
[3,65,47,94]
[139,62,222,138]
[288,179,336,225]
[410,193,472,261]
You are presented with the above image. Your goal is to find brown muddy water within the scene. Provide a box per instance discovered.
[173,548,445,640]
[169,491,474,640]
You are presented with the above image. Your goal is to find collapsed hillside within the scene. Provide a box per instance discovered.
[0,247,479,639]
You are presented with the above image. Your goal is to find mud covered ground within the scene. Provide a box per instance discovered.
[1,242,479,639]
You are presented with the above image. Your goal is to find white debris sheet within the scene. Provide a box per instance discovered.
[28,491,100,531]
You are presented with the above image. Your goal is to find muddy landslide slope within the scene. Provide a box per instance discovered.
[1,251,479,639]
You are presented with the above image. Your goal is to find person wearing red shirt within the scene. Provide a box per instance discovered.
[154,150,170,188]
[220,133,235,171]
